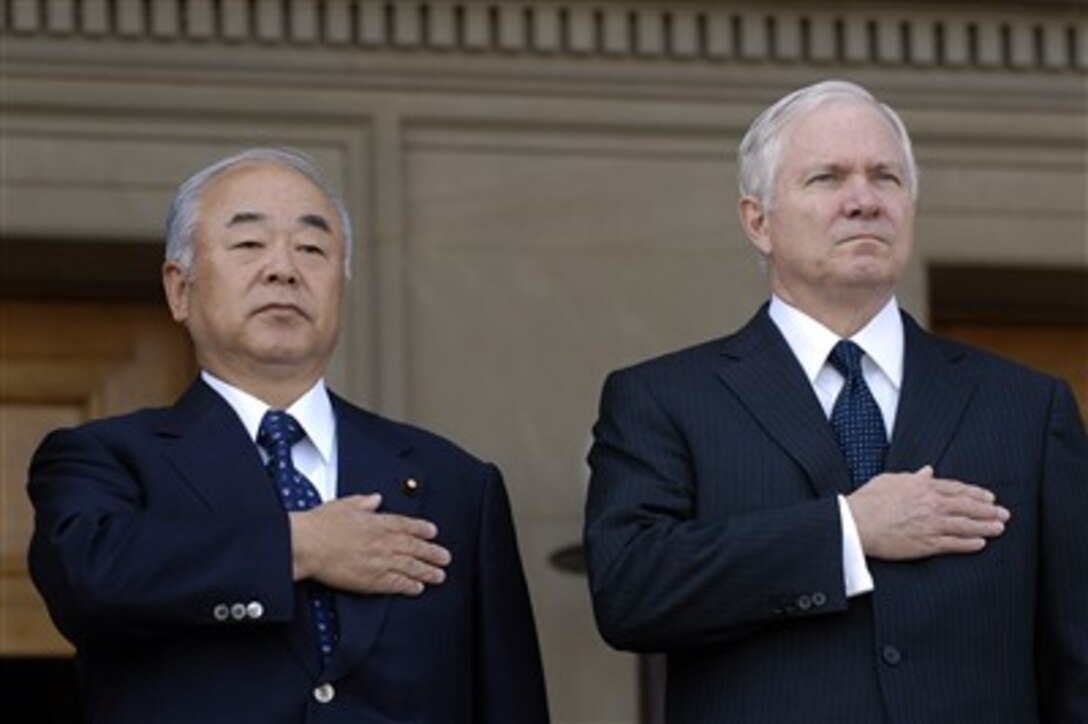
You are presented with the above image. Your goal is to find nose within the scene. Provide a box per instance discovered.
[843,178,882,219]
[263,242,299,286]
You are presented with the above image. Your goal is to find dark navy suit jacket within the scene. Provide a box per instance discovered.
[28,379,549,723]
[585,306,1087,723]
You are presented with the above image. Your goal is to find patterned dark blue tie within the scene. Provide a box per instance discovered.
[828,341,888,489]
[257,410,339,666]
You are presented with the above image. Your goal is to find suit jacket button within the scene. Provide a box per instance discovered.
[401,477,421,496]
[246,601,264,619]
[212,603,230,622]
[812,592,827,607]
[230,603,247,620]
[882,645,902,666]
[796,594,812,611]
[313,683,336,704]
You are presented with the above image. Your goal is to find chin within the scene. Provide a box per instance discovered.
[251,341,312,363]
[836,265,894,288]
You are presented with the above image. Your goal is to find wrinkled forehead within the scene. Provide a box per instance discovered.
[203,162,331,206]
[199,163,342,234]
[780,100,906,165]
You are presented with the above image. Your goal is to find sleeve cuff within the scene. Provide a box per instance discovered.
[838,495,874,597]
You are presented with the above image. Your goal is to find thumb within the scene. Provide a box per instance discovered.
[353,493,382,511]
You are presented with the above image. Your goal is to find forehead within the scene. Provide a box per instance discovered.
[202,162,329,205]
[780,101,905,166]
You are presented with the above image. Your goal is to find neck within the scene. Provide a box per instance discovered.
[201,362,323,410]
[247,381,315,411]
[774,287,894,338]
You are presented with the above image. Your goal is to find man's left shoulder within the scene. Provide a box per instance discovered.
[332,395,494,474]
[927,331,1056,384]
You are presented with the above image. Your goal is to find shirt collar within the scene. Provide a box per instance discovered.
[200,371,336,465]
[768,295,904,390]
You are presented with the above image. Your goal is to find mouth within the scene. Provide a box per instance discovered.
[254,302,309,320]
[837,233,888,246]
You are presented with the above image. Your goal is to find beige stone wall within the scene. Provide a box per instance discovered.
[3,2,1085,721]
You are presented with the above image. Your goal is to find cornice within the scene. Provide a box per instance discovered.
[2,1,1085,74]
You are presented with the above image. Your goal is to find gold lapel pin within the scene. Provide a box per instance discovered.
[401,477,421,497]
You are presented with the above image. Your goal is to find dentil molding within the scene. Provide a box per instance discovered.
[2,0,1085,73]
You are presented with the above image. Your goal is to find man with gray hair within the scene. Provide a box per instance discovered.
[585,80,1086,722]
[27,147,550,723]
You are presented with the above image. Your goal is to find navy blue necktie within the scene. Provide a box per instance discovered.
[828,341,888,489]
[257,410,339,666]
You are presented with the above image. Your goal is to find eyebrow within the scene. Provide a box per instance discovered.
[872,161,903,172]
[803,160,903,174]
[300,214,331,233]
[226,211,265,227]
[225,211,331,233]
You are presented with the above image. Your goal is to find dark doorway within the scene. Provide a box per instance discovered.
[929,264,1088,420]
[2,238,191,724]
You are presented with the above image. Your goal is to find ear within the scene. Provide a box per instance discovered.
[162,261,191,324]
[738,195,773,257]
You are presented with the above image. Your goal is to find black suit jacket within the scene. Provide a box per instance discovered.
[585,306,1087,723]
[28,379,549,723]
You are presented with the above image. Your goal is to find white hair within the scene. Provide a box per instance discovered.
[738,79,918,209]
[164,147,354,276]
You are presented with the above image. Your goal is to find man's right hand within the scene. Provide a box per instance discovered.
[288,494,452,596]
[847,465,1010,561]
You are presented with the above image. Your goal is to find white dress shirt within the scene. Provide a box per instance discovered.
[768,295,905,597]
[201,371,339,503]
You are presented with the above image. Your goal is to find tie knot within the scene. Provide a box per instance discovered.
[828,340,866,379]
[257,410,305,453]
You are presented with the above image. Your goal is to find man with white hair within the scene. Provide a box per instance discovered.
[28,148,550,723]
[585,80,1086,723]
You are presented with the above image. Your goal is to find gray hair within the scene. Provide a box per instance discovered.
[738,80,918,209]
[164,147,354,276]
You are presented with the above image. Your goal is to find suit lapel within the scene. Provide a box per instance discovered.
[325,396,423,677]
[156,380,319,673]
[159,384,433,676]
[885,314,978,472]
[716,308,850,497]
[157,380,282,515]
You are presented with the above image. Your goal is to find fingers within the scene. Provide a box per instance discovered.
[932,478,997,505]
[919,465,1001,508]
[930,535,988,555]
[930,479,1011,546]
[381,534,451,586]
[938,511,1006,539]
[387,533,452,588]
[398,535,452,568]
[358,545,450,596]
[380,573,429,597]
[389,550,448,587]
[938,491,1010,525]
[850,466,1012,561]
[378,511,440,542]
[352,493,383,512]
[341,495,442,541]
[301,494,453,596]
